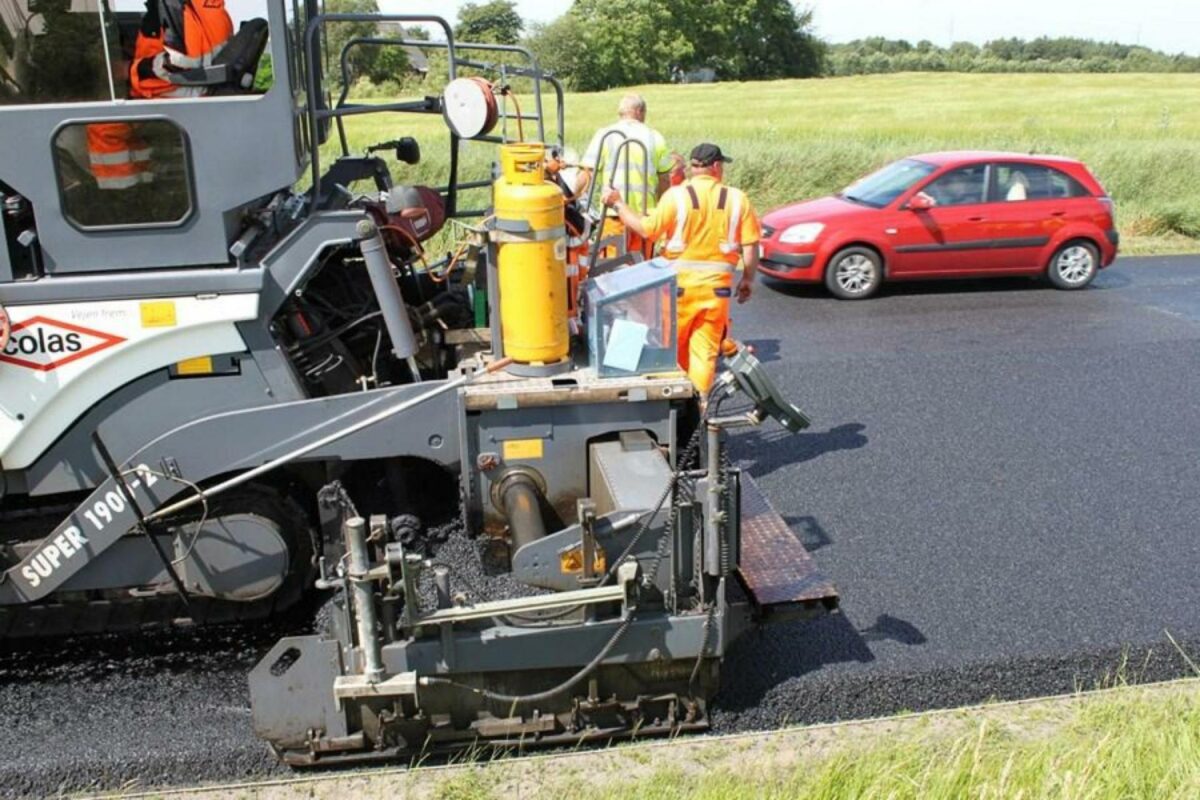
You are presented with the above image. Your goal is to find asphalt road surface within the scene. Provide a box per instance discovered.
[3,256,1199,797]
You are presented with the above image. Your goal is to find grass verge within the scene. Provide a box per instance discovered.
[334,73,1200,257]
[128,678,1200,800]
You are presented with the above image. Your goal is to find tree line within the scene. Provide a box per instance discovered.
[827,37,1200,76]
[307,0,1199,95]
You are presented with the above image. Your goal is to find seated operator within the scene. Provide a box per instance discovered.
[86,0,232,211]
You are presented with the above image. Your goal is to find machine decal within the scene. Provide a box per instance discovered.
[502,438,544,460]
[139,300,178,328]
[0,316,126,372]
[16,465,157,591]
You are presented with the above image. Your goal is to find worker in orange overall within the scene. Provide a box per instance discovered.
[603,143,761,395]
[86,0,233,192]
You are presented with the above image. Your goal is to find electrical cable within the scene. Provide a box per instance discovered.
[121,467,209,567]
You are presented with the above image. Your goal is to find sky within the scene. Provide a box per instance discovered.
[417,0,1200,56]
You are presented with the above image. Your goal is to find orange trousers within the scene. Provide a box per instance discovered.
[676,277,732,393]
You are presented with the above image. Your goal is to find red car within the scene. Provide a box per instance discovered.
[759,152,1118,299]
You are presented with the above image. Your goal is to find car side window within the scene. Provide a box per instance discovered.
[994,163,1090,202]
[922,165,988,207]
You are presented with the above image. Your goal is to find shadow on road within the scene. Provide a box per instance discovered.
[782,514,833,553]
[735,422,868,478]
[763,275,1064,300]
[741,338,781,363]
[715,610,930,714]
[860,614,928,646]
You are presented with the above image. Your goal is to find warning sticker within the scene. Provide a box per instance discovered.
[503,438,545,460]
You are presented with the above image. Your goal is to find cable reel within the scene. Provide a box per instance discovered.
[442,77,499,139]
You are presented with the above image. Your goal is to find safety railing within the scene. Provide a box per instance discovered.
[302,13,563,220]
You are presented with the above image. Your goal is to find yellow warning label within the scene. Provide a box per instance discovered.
[175,356,214,376]
[140,301,177,328]
[502,438,544,460]
[560,544,606,575]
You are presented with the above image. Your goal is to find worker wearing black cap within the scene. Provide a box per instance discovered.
[603,143,761,394]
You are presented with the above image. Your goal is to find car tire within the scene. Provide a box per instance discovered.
[825,247,883,300]
[1046,240,1099,290]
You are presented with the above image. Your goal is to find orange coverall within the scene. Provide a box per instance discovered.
[640,175,761,392]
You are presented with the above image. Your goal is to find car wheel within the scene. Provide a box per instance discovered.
[825,247,883,300]
[1046,240,1099,290]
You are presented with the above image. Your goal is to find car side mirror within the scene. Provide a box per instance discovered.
[907,192,935,211]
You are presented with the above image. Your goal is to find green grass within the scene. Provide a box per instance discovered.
[422,683,1200,800]
[334,73,1200,256]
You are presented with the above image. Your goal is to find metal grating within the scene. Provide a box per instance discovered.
[737,474,839,609]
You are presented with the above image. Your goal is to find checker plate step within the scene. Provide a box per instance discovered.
[737,473,839,618]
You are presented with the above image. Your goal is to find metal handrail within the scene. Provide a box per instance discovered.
[303,14,458,213]
[304,21,563,219]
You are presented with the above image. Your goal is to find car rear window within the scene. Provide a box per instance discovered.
[993,163,1091,202]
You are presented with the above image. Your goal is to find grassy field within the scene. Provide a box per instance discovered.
[170,678,1200,800]
[338,73,1200,256]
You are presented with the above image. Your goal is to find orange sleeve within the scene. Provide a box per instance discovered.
[738,191,762,246]
[641,189,677,240]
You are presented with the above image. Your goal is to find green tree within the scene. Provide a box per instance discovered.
[526,0,823,90]
[456,1,523,46]
[323,0,382,87]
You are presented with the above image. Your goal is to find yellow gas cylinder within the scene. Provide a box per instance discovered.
[493,143,569,368]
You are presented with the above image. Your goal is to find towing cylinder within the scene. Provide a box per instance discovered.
[493,143,569,370]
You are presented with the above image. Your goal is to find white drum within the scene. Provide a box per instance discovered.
[442,77,498,139]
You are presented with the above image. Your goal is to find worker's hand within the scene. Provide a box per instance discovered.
[601,188,621,207]
[736,277,754,304]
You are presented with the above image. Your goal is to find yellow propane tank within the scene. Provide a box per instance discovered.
[493,143,569,368]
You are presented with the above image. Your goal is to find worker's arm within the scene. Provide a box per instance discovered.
[737,243,758,304]
[601,189,649,238]
[573,167,592,201]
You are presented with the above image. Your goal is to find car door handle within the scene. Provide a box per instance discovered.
[967,216,986,222]
[1049,211,1066,217]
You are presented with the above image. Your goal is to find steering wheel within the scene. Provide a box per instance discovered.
[0,303,9,356]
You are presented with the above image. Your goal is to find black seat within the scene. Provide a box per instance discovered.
[170,18,270,93]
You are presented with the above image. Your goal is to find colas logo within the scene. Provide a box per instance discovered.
[0,316,126,371]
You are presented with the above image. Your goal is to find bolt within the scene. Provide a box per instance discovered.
[429,434,444,449]
[477,452,500,471]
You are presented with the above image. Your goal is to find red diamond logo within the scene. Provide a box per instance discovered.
[0,316,126,372]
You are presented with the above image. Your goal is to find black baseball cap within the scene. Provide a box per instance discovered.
[690,143,733,166]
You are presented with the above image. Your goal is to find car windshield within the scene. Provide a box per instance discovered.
[840,159,938,208]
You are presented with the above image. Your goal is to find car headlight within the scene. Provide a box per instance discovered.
[778,223,825,245]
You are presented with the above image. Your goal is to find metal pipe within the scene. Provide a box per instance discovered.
[433,565,452,609]
[501,475,547,552]
[344,517,384,683]
[357,219,420,366]
[704,423,724,577]
[144,357,513,522]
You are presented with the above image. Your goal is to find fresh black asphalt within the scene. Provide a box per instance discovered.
[2,256,1198,797]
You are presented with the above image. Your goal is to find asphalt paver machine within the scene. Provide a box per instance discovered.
[0,1,838,760]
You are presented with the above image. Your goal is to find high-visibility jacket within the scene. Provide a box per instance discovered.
[641,175,761,393]
[130,0,233,100]
[581,120,673,214]
[642,175,762,287]
[86,123,154,190]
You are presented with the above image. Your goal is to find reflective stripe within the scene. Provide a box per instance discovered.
[720,191,742,255]
[673,260,734,274]
[89,150,135,166]
[667,189,688,252]
[96,174,142,190]
[131,147,153,163]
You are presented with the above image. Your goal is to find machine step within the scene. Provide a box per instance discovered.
[737,473,839,621]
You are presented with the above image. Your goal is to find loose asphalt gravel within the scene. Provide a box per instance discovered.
[3,256,1199,798]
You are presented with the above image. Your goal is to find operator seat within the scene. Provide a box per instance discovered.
[170,18,270,94]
